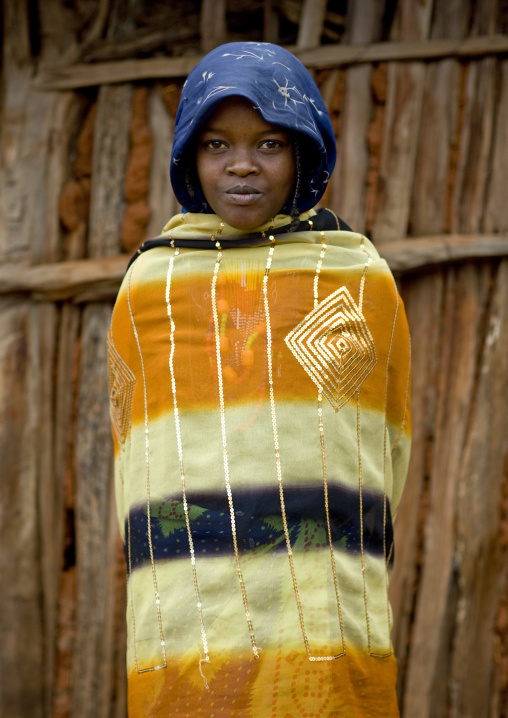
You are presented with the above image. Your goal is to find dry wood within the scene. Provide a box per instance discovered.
[472,0,499,35]
[88,84,133,257]
[406,2,497,676]
[372,0,433,244]
[281,0,344,32]
[410,0,469,236]
[263,0,280,44]
[79,0,110,54]
[0,235,507,304]
[280,0,300,25]
[0,254,128,301]
[37,6,85,711]
[485,60,508,233]
[449,9,508,718]
[391,252,508,718]
[429,0,471,39]
[111,535,128,718]
[146,85,180,239]
[51,304,81,718]
[449,261,508,717]
[332,0,384,234]
[32,34,508,91]
[451,58,497,233]
[34,56,196,91]
[0,0,82,264]
[0,3,83,717]
[83,23,200,62]
[440,9,507,714]
[391,8,469,710]
[0,301,44,717]
[73,302,119,718]
[0,2,74,263]
[402,263,494,718]
[70,67,133,718]
[201,0,227,53]
[36,302,59,715]
[389,271,445,705]
[410,59,460,235]
[297,0,328,48]
[318,68,342,110]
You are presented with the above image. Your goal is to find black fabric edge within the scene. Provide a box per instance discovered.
[126,209,354,272]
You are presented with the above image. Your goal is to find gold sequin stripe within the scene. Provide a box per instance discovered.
[356,389,372,652]
[165,247,211,678]
[126,266,167,672]
[391,332,411,457]
[315,232,346,658]
[211,236,260,660]
[312,229,325,305]
[264,236,343,661]
[358,239,372,314]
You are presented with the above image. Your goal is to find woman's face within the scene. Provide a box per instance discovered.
[195,97,296,231]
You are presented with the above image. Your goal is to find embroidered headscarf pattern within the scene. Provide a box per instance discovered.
[170,42,337,213]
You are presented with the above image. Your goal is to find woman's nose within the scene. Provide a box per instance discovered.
[226,148,259,176]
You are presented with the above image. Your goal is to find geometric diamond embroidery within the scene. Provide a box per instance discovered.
[107,333,136,444]
[285,286,377,411]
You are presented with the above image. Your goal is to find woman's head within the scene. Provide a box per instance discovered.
[170,42,336,226]
[194,96,296,230]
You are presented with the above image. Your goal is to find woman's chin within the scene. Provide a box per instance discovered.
[213,209,275,233]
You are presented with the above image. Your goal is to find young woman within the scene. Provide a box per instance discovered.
[108,42,411,717]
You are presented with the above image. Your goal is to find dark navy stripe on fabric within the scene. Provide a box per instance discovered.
[126,483,393,573]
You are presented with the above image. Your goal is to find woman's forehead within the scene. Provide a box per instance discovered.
[201,96,291,136]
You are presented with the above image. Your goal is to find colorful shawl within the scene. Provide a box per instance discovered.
[108,211,411,717]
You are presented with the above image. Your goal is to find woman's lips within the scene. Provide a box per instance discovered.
[224,185,262,205]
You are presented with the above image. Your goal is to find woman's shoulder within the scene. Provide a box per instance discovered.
[311,208,353,232]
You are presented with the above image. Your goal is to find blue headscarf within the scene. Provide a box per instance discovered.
[170,42,337,214]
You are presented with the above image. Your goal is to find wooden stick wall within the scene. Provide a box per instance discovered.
[0,1,507,716]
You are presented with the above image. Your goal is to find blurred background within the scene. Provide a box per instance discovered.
[1,0,508,715]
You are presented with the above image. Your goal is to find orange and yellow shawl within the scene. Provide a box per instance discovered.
[108,211,411,717]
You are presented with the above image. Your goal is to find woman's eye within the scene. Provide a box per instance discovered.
[260,140,282,150]
[206,140,226,149]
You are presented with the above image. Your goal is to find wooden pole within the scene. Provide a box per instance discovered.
[297,0,328,48]
[484,60,508,233]
[71,77,130,718]
[0,234,507,302]
[32,35,508,91]
[372,0,434,244]
[200,0,227,53]
[263,0,280,44]
[332,0,385,233]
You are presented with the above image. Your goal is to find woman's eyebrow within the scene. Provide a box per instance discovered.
[200,124,289,137]
[199,124,227,134]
